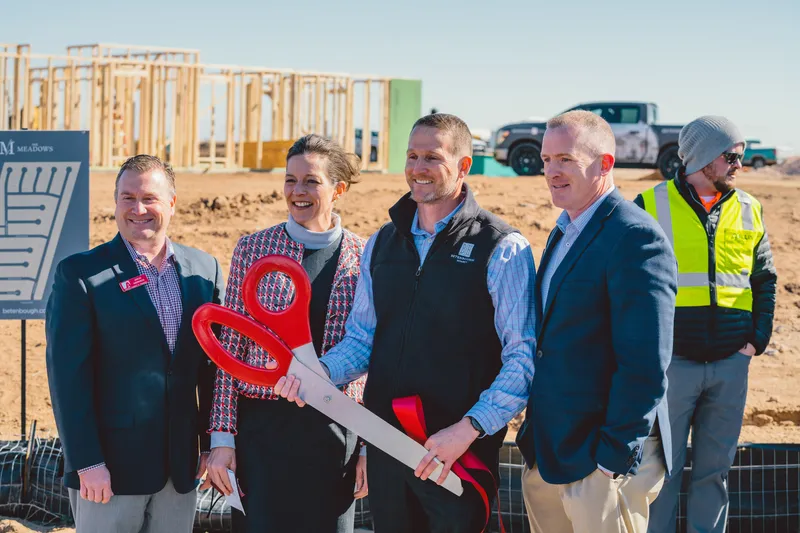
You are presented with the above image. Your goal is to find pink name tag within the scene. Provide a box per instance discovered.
[120,274,149,292]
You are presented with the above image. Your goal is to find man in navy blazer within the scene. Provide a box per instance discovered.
[46,155,224,533]
[515,111,677,533]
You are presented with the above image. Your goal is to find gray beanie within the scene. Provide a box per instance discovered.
[678,116,745,175]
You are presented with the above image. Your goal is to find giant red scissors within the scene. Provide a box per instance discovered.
[191,254,463,496]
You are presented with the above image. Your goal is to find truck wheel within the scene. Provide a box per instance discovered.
[752,157,765,169]
[657,145,681,180]
[510,143,543,176]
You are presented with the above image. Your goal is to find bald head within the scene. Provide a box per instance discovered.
[546,110,615,159]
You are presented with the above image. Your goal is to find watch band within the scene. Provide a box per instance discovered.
[467,416,486,438]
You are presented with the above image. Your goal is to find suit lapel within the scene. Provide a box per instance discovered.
[108,235,167,350]
[539,191,624,336]
[171,244,197,359]
[535,228,562,337]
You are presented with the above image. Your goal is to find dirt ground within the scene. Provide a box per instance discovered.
[1,167,799,443]
[0,165,798,531]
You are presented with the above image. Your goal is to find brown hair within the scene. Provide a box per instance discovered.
[115,154,176,198]
[286,134,361,190]
[546,110,616,156]
[411,113,473,157]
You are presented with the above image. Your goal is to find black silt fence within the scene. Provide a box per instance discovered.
[1,437,798,532]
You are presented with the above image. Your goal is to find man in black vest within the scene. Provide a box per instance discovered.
[276,113,537,533]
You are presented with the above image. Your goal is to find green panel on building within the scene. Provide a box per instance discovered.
[387,79,422,174]
[469,155,519,177]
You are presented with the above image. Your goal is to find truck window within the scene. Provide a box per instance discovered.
[586,106,620,124]
[619,107,640,124]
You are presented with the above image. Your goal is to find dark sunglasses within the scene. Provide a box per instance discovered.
[721,152,744,165]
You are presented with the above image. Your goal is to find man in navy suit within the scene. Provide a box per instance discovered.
[515,110,677,533]
[45,155,224,533]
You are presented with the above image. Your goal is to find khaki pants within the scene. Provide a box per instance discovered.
[522,436,665,533]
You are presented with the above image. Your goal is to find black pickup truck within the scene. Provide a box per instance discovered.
[492,101,685,178]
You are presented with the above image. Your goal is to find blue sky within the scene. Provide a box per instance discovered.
[5,0,799,154]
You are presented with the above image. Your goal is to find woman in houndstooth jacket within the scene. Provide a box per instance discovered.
[203,134,368,533]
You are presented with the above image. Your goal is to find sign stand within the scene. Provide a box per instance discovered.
[21,319,26,439]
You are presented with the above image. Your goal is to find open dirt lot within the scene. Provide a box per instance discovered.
[1,166,798,449]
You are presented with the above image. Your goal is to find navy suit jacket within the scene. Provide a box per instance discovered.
[516,189,677,485]
[45,234,224,495]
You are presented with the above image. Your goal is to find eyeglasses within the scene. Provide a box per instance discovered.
[721,152,744,165]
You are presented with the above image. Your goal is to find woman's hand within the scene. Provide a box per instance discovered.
[202,447,236,495]
[354,454,368,499]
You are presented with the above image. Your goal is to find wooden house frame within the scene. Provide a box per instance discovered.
[1,43,400,172]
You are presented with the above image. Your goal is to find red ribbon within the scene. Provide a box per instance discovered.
[392,396,506,533]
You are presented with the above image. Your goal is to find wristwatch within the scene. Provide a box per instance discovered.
[466,416,486,438]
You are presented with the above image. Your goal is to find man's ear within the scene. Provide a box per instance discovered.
[600,153,615,175]
[458,155,473,178]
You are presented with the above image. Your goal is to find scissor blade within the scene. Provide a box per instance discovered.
[287,359,464,496]
[291,343,329,381]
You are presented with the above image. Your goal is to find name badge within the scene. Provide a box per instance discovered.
[120,274,149,292]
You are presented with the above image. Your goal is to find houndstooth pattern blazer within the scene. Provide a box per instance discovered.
[209,223,366,434]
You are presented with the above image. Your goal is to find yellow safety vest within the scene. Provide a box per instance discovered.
[641,180,763,311]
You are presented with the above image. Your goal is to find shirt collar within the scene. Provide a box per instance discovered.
[555,185,616,234]
[410,197,467,238]
[123,236,175,267]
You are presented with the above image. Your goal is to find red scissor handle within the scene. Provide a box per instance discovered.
[190,255,312,388]
[241,255,312,351]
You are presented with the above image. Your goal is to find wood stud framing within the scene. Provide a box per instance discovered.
[0,43,392,171]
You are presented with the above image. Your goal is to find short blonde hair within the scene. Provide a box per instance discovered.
[547,110,615,157]
[411,113,473,157]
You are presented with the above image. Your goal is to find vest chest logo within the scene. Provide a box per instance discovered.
[451,242,476,264]
[726,230,756,243]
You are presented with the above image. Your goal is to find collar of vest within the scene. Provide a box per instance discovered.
[674,173,736,212]
[388,183,481,240]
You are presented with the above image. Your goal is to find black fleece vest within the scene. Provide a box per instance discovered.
[363,185,518,463]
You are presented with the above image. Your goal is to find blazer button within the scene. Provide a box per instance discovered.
[536,350,543,359]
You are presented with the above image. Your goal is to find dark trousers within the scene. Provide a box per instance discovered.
[232,397,359,533]
[366,445,493,533]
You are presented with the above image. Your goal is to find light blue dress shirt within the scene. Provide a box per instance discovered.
[321,199,536,436]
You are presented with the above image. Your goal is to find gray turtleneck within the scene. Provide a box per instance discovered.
[285,213,342,250]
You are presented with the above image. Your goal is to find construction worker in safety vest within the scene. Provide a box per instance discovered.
[634,116,777,533]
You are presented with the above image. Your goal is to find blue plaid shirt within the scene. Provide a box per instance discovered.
[123,237,183,352]
[321,200,536,436]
